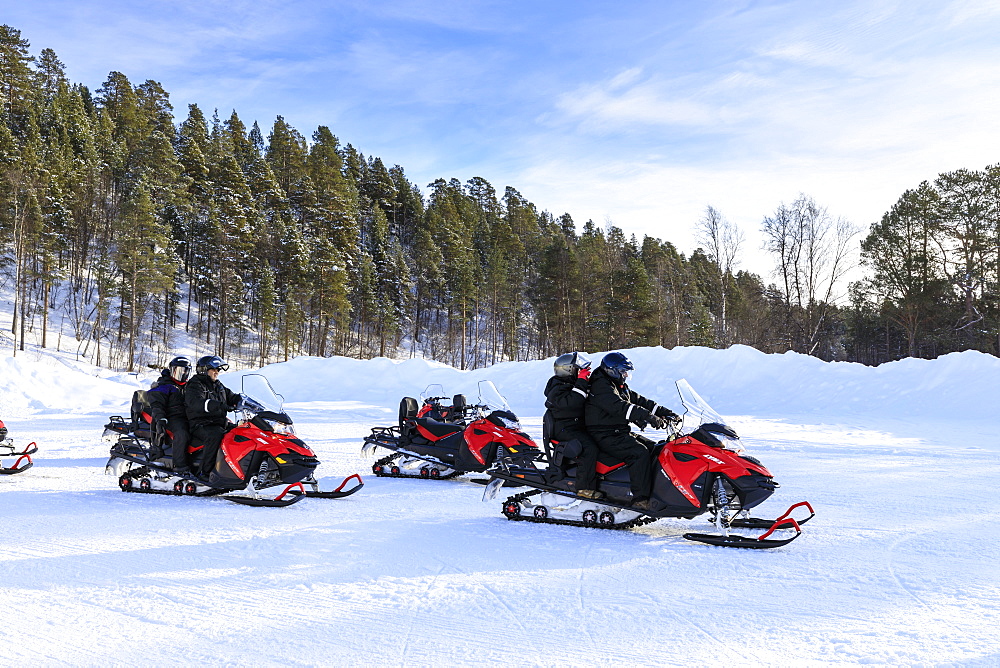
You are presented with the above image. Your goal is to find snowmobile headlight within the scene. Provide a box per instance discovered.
[266,420,294,435]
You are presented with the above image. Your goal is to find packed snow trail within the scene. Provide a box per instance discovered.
[0,347,998,665]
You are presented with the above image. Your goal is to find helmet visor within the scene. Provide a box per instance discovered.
[170,365,191,382]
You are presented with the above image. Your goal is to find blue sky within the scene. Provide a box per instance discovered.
[9,1,1000,274]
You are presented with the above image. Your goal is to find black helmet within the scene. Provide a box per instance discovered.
[168,356,193,383]
[553,352,592,378]
[196,355,229,374]
[599,352,634,381]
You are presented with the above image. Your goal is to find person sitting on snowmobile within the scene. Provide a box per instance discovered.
[544,352,603,500]
[584,352,679,512]
[147,355,193,473]
[184,356,241,479]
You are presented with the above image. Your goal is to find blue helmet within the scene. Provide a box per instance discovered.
[600,352,634,381]
[196,355,229,374]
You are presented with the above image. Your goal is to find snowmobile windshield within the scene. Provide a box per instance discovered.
[477,380,512,412]
[242,375,293,434]
[241,374,285,414]
[420,384,447,403]
[675,379,744,452]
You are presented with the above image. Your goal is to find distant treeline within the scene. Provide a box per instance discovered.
[0,25,996,370]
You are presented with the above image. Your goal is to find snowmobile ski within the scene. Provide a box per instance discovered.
[683,517,803,549]
[729,501,815,528]
[302,473,365,498]
[223,482,306,507]
[0,441,37,475]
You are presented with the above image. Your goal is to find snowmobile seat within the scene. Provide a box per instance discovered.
[450,394,467,421]
[548,439,625,474]
[414,417,463,440]
[399,397,419,436]
[596,454,627,475]
[129,390,153,441]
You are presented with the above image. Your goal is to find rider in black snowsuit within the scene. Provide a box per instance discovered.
[543,352,602,499]
[147,356,193,472]
[184,356,241,478]
[584,352,678,511]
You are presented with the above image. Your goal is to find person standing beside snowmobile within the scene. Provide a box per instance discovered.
[185,356,241,479]
[147,356,193,473]
[584,352,678,511]
[543,352,603,499]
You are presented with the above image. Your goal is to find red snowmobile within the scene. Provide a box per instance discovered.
[484,379,813,549]
[414,384,468,423]
[105,373,362,506]
[0,420,37,475]
[362,381,540,481]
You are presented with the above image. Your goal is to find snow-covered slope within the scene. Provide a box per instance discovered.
[239,344,1000,430]
[0,346,997,665]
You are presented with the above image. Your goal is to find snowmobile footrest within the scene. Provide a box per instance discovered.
[304,474,364,499]
[467,477,523,487]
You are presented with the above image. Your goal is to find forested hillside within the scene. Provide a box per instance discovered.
[0,25,997,370]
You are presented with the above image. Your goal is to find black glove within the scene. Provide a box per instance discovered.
[229,394,243,409]
[648,414,668,430]
[157,418,168,432]
[654,405,678,421]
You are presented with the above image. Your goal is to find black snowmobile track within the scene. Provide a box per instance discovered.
[371,452,462,480]
[117,466,226,498]
[500,489,659,531]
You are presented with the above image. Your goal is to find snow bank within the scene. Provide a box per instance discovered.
[227,345,1000,423]
[0,341,993,423]
[0,353,143,417]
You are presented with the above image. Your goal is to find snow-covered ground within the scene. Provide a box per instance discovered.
[1,345,998,665]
